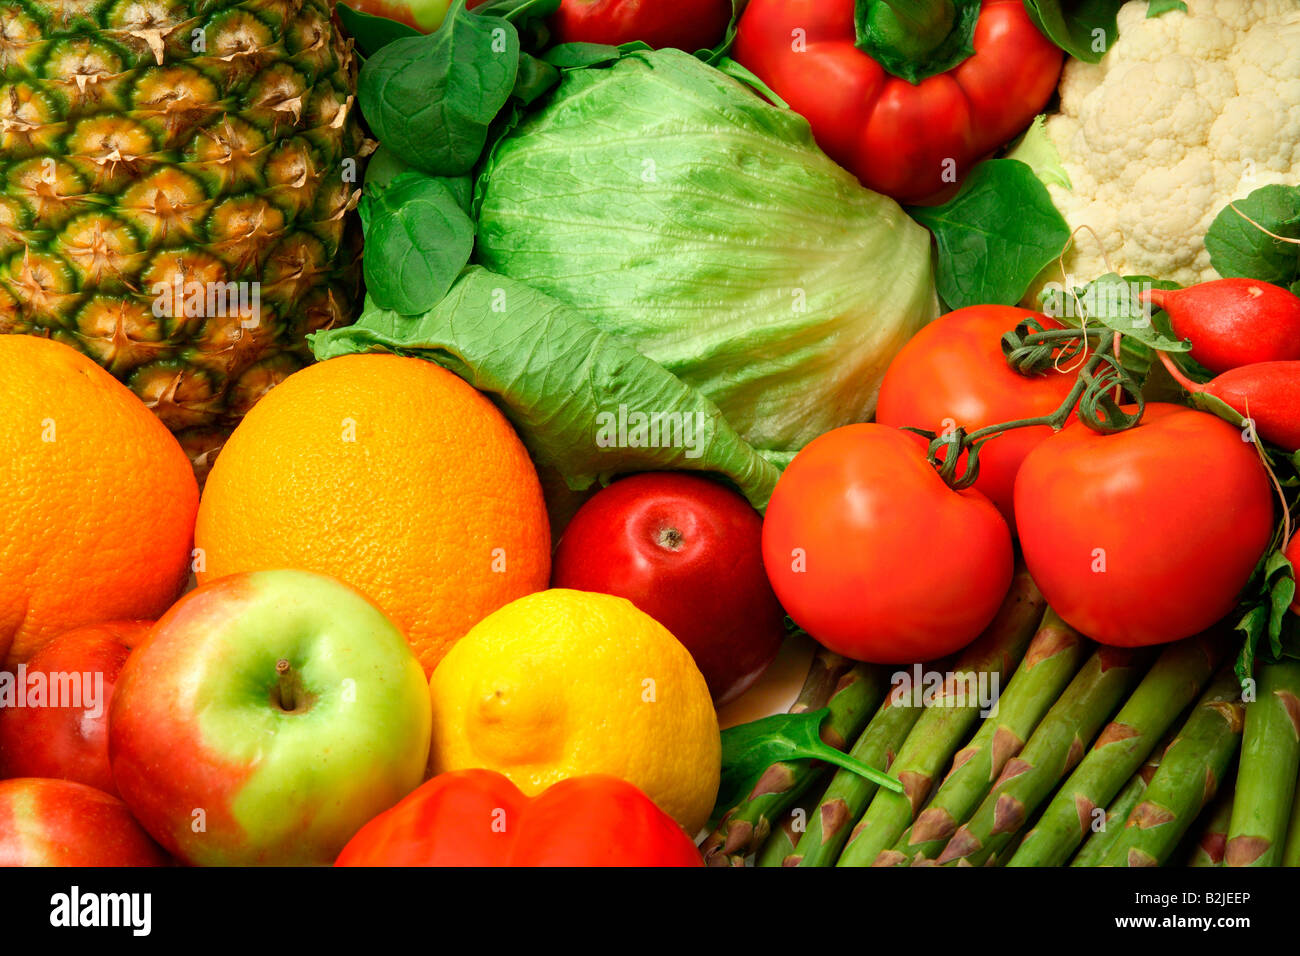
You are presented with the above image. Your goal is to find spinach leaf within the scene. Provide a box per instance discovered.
[1146,0,1187,16]
[310,268,782,511]
[337,3,421,59]
[1023,0,1124,62]
[512,52,560,104]
[715,709,901,814]
[908,159,1071,310]
[1236,550,1300,688]
[358,1,520,177]
[361,174,476,315]
[541,40,651,69]
[1205,185,1300,288]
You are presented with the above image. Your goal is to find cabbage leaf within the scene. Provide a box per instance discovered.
[311,267,781,510]
[473,49,937,457]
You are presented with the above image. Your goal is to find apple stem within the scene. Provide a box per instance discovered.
[276,658,299,712]
[657,527,684,551]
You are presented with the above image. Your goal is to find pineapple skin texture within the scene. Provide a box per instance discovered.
[0,0,368,478]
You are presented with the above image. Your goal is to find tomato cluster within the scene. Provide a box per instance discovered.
[763,306,1278,662]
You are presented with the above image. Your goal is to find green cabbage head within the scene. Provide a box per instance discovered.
[474,49,938,461]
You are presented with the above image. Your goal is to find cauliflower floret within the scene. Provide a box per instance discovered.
[1037,0,1300,292]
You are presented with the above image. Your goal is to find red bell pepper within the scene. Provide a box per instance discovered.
[733,0,1063,204]
[552,0,734,51]
[335,769,704,867]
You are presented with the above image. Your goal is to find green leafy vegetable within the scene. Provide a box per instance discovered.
[1005,115,1072,190]
[1146,0,1188,16]
[541,40,652,69]
[310,268,781,510]
[908,159,1071,311]
[1067,273,1191,353]
[1205,185,1300,288]
[360,174,476,315]
[474,49,936,458]
[337,3,421,58]
[1023,0,1124,62]
[358,1,520,177]
[511,52,560,104]
[715,708,902,813]
[1236,550,1300,687]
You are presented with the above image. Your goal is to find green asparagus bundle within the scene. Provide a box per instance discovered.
[700,650,885,866]
[873,610,1087,866]
[1187,786,1234,867]
[1224,660,1300,866]
[1100,665,1245,867]
[936,645,1151,866]
[774,682,923,866]
[1008,633,1224,866]
[835,570,1048,866]
[1070,733,1171,867]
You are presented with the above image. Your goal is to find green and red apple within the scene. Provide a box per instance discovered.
[346,0,452,30]
[0,778,168,866]
[109,569,432,867]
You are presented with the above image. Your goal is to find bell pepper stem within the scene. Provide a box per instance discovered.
[855,0,979,84]
[876,0,956,45]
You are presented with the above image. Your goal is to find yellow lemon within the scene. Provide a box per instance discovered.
[428,589,720,834]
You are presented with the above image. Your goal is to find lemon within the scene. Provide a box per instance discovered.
[428,589,721,834]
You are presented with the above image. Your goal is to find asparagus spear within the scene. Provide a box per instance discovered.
[1070,735,1170,867]
[1187,786,1234,867]
[1100,665,1245,867]
[700,650,886,866]
[1008,633,1224,867]
[936,645,1151,866]
[1225,659,1300,866]
[872,610,1087,866]
[754,792,824,868]
[835,570,1047,867]
[778,681,924,866]
[1284,773,1300,867]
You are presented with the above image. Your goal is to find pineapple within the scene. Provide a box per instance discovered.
[0,0,368,479]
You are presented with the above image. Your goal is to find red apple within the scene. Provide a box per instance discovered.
[551,0,733,51]
[109,570,432,866]
[0,778,168,866]
[552,472,785,705]
[0,621,149,797]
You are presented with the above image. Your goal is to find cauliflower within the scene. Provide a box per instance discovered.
[1035,0,1300,293]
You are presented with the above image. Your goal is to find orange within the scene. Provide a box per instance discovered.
[0,336,198,668]
[194,354,551,674]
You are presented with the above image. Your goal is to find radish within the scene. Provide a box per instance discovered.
[1159,355,1300,452]
[1144,279,1300,374]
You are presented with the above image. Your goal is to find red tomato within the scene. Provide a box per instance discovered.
[335,769,702,866]
[762,424,1013,663]
[733,0,1062,202]
[875,305,1078,534]
[552,0,733,51]
[1015,403,1274,647]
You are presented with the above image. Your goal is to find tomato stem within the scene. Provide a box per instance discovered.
[920,327,1146,491]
